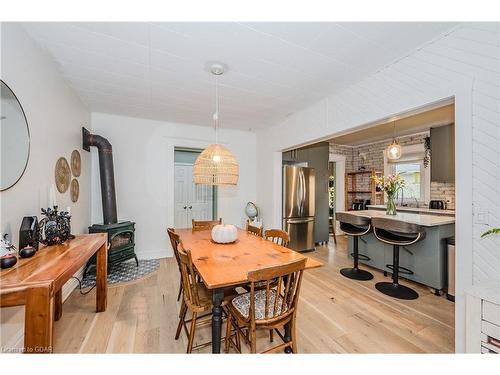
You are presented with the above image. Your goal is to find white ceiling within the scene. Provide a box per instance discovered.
[22,22,458,130]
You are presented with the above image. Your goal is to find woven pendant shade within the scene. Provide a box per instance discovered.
[193,143,239,185]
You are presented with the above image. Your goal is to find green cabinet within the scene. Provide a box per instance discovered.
[349,223,454,290]
[431,124,455,182]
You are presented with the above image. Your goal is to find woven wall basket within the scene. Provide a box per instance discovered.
[193,144,239,185]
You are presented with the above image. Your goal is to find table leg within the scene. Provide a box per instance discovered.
[211,288,224,353]
[24,285,54,354]
[54,289,63,321]
[95,241,108,312]
[283,273,292,353]
[284,322,292,353]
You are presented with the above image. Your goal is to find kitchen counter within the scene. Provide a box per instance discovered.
[366,204,455,216]
[338,209,455,227]
[337,209,455,291]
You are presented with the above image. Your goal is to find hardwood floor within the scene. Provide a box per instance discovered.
[53,236,455,353]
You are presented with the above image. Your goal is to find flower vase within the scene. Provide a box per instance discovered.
[386,196,397,215]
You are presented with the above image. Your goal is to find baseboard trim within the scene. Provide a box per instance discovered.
[137,249,170,260]
[62,266,84,301]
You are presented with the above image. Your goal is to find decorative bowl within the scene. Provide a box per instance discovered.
[19,246,36,259]
[1,254,18,269]
[211,224,238,244]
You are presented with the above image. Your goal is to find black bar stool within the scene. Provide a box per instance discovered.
[371,217,426,300]
[336,212,373,281]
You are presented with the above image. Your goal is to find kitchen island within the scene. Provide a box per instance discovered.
[366,204,455,216]
[337,209,455,292]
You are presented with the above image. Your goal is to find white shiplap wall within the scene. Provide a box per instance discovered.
[256,22,500,351]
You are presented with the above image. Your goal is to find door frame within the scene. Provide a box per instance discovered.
[329,154,346,235]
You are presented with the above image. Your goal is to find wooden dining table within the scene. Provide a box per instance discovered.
[176,227,322,353]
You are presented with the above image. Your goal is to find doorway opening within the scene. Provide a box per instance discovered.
[174,147,217,228]
[328,161,336,239]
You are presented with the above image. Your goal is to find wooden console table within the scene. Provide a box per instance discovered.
[0,234,108,353]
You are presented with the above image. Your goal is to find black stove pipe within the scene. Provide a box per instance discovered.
[82,127,118,225]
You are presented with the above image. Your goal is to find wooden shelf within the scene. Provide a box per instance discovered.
[346,171,372,175]
[346,170,384,175]
[344,169,384,209]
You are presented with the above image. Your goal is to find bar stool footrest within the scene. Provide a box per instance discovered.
[386,264,413,275]
[350,252,371,261]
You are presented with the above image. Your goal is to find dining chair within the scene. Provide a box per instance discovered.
[167,228,183,302]
[264,229,290,247]
[246,220,263,237]
[225,258,307,354]
[192,218,222,231]
[175,241,236,353]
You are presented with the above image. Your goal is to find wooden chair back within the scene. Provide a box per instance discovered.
[246,258,306,323]
[191,218,222,231]
[177,241,203,308]
[167,228,181,268]
[246,220,263,237]
[264,229,290,247]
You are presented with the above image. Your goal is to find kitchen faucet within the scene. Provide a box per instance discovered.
[399,189,407,206]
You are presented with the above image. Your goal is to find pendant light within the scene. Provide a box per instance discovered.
[193,64,239,185]
[386,121,402,160]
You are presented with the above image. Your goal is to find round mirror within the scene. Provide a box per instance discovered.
[1,80,30,191]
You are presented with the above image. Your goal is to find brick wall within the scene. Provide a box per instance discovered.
[330,132,456,209]
[430,181,456,209]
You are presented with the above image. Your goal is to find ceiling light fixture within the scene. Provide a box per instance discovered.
[386,121,402,160]
[193,63,239,185]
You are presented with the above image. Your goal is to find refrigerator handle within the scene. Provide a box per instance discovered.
[299,169,306,216]
[302,171,307,213]
[286,218,315,224]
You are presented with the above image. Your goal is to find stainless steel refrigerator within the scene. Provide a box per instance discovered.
[282,166,315,252]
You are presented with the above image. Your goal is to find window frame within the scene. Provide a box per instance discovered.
[383,143,430,205]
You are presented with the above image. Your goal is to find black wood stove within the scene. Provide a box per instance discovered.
[82,127,137,277]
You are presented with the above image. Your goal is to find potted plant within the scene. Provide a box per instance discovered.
[481,227,500,238]
[372,173,406,215]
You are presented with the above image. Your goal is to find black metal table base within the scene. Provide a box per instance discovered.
[375,282,419,300]
[284,322,292,353]
[340,267,374,281]
[211,288,224,353]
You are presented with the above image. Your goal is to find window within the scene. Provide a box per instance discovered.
[393,161,423,200]
[384,143,431,204]
[384,143,431,206]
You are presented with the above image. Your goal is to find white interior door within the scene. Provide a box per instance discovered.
[174,163,213,228]
[174,164,190,228]
[190,181,213,222]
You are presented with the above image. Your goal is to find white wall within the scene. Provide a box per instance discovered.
[90,112,257,259]
[256,22,500,352]
[0,23,91,349]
